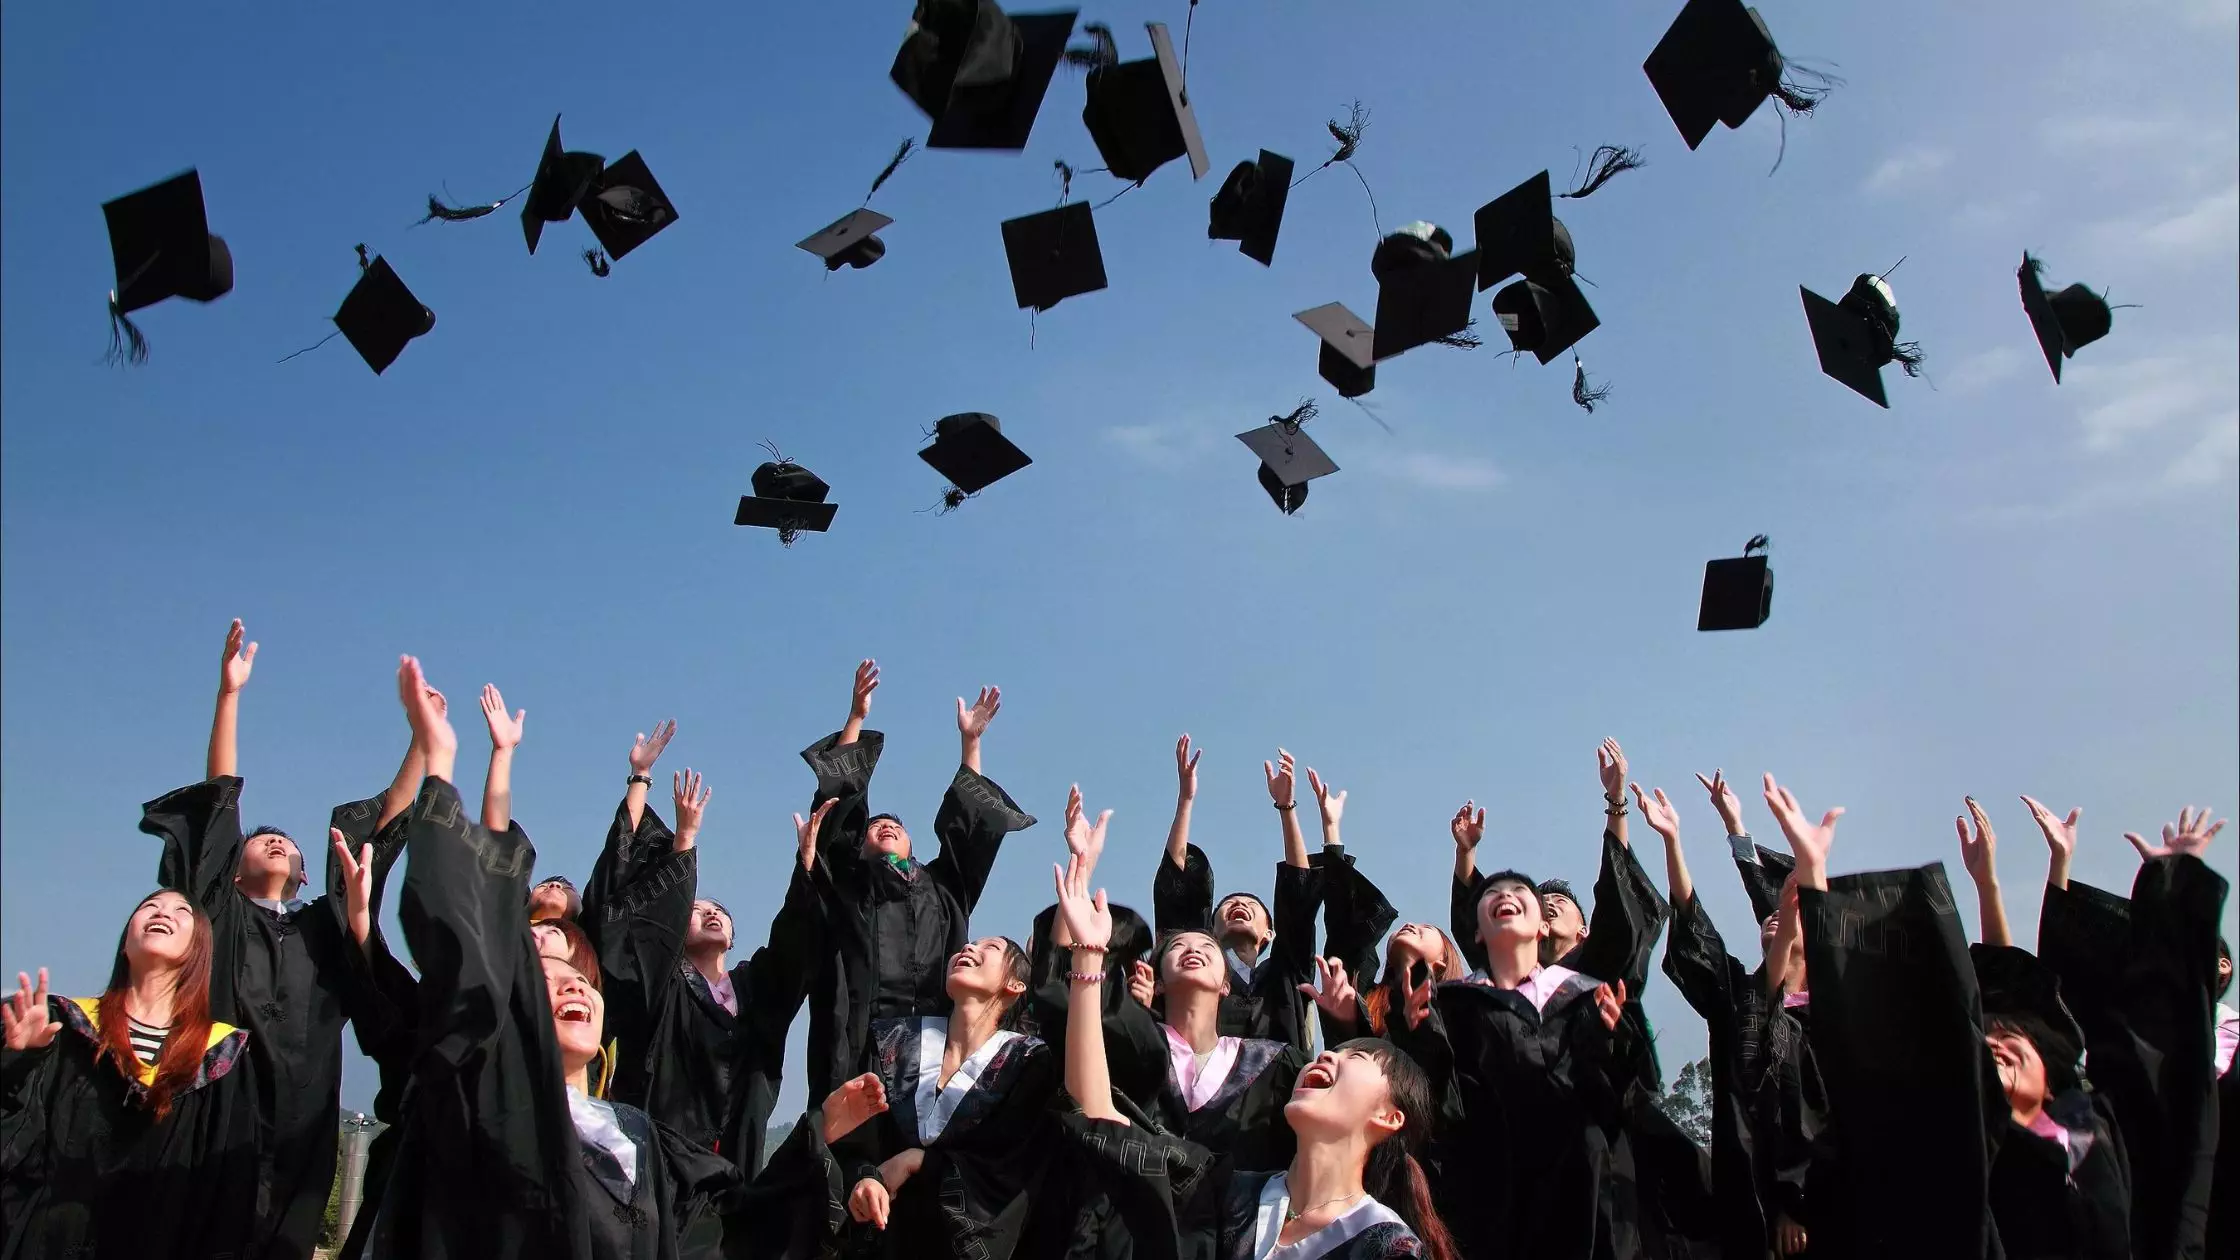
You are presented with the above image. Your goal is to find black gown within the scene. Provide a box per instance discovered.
[1100,987,1308,1175]
[1449,829,1669,991]
[1796,862,2000,1259]
[2038,854,2227,1260]
[1151,843,1325,1050]
[800,730,1037,1099]
[584,799,817,1173]
[138,775,391,1260]
[359,776,847,1260]
[1387,969,1640,1260]
[1313,841,1398,1003]
[0,994,260,1258]
[832,1015,1060,1259]
[1062,1115,1430,1260]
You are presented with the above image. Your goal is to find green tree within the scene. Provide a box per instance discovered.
[1659,1056,1714,1146]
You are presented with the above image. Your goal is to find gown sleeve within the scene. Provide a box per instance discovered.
[396,777,523,1075]
[581,797,677,946]
[1058,1114,1221,1260]
[733,864,822,1072]
[1452,870,1488,975]
[138,776,249,915]
[799,730,884,876]
[1567,829,1671,994]
[719,1106,853,1259]
[1661,893,1736,1024]
[596,845,699,1063]
[923,766,1037,916]
[1315,844,1398,1000]
[1735,842,1795,927]
[1154,844,1217,937]
[0,1038,58,1183]
[1260,861,1327,1051]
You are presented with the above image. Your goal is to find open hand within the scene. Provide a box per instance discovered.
[1264,750,1297,809]
[821,1072,888,1144]
[1694,769,1745,835]
[957,686,1002,739]
[2,970,60,1051]
[674,770,711,840]
[1308,769,1347,831]
[1063,783,1107,869]
[629,720,676,775]
[1956,798,1997,886]
[1175,735,1201,802]
[1451,801,1486,852]
[2126,807,2225,860]
[1596,739,1628,800]
[2019,796,2081,860]
[1298,956,1360,1020]
[793,798,837,873]
[479,684,526,751]
[397,657,456,761]
[1052,849,1114,954]
[332,829,375,945]
[1632,784,1680,844]
[1762,774,1840,875]
[850,660,880,723]
[219,619,258,694]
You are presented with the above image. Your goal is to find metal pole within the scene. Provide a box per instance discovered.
[336,1113,375,1245]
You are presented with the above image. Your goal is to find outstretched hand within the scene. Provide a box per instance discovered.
[219,619,258,695]
[479,684,526,751]
[1762,773,1840,880]
[1298,956,1360,1020]
[1052,848,1114,955]
[821,1072,888,1144]
[1175,734,1201,802]
[1955,798,1998,887]
[397,657,456,765]
[1694,769,1745,835]
[1063,784,1107,870]
[674,770,711,840]
[2,970,60,1051]
[2019,796,2081,859]
[629,720,676,775]
[850,659,880,723]
[2125,807,2225,860]
[957,686,1002,739]
[1596,739,1628,799]
[793,798,838,873]
[1308,769,1347,831]
[1451,801,1486,852]
[332,829,375,946]
[1632,784,1681,844]
[1264,750,1297,808]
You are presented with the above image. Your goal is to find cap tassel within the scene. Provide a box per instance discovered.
[104,293,150,367]
[1433,321,1484,350]
[1745,534,1770,557]
[1053,160,1075,205]
[865,138,916,203]
[584,249,612,278]
[1559,145,1646,199]
[1572,355,1613,413]
[1272,399,1320,436]
[1891,341,1926,378]
[921,486,975,516]
[1063,22,1119,71]
[1765,64,1841,175]
[355,243,373,273]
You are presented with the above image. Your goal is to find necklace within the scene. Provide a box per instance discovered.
[1283,1190,1365,1224]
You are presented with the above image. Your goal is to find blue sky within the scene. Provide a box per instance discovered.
[5,1,2234,1111]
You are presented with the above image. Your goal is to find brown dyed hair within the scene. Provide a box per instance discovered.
[1360,928,1465,1036]
[96,891,217,1121]
[536,917,602,991]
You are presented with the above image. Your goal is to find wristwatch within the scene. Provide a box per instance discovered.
[627,773,653,787]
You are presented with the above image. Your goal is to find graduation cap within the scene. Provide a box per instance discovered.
[577,151,676,265]
[1698,535,1772,632]
[101,169,234,364]
[1240,403,1336,516]
[1078,21,1210,186]
[920,412,1032,503]
[1474,172,1575,292]
[1491,273,1600,364]
[734,454,838,547]
[2018,253,2114,383]
[1296,303,1377,399]
[1001,201,1107,311]
[799,210,892,272]
[893,1,1079,150]
[1644,0,1829,152]
[1209,150,1294,266]
[521,117,606,255]
[1369,224,1481,361]
[321,254,435,377]
[1801,272,1923,409]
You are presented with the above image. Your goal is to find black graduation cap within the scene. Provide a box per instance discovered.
[101,169,234,363]
[332,256,435,377]
[1296,304,1377,398]
[1643,0,1810,150]
[1800,273,1922,409]
[2018,253,2113,384]
[521,117,605,256]
[577,152,676,264]
[892,2,1079,151]
[734,457,838,546]
[1474,171,1577,292]
[1208,150,1294,266]
[1000,201,1107,311]
[1080,21,1211,186]
[1490,273,1600,364]
[1369,224,1481,361]
[920,413,1032,495]
[799,210,893,271]
[1698,535,1772,631]
[1258,462,1309,515]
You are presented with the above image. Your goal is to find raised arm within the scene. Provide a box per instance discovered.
[623,719,677,836]
[1636,783,1692,908]
[802,663,886,872]
[1165,735,1199,871]
[1312,769,1397,994]
[1451,801,1488,973]
[926,688,1035,912]
[1762,773,1839,893]
[205,619,256,781]
[1955,798,2011,947]
[1054,821,1124,1125]
[957,684,998,777]
[1266,749,1308,869]
[1597,738,1630,850]
[476,685,525,834]
[2021,795,2081,892]
[839,659,877,748]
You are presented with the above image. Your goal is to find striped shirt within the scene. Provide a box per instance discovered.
[127,1016,169,1068]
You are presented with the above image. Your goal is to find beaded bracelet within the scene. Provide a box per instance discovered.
[1069,944,1109,954]
[1066,970,1107,984]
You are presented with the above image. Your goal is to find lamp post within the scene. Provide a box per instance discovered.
[336,1112,377,1244]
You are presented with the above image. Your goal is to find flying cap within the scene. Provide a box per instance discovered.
[2017,253,2113,383]
[521,117,605,255]
[1001,201,1107,311]
[101,169,234,363]
[892,2,1080,150]
[1698,535,1772,631]
[1209,150,1294,266]
[1801,273,1922,409]
[735,456,838,546]
[334,256,436,376]
[1643,0,1827,151]
[920,413,1032,496]
[1078,21,1210,185]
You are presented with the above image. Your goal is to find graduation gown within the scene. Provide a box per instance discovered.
[1661,891,1783,1259]
[1061,1115,1430,1260]
[833,1015,1060,1259]
[585,799,818,1172]
[138,775,391,1260]
[1388,970,1639,1260]
[1451,829,1670,992]
[361,777,846,1260]
[1152,844,1326,1051]
[1798,863,1999,1259]
[2038,855,2228,1260]
[800,731,1038,1098]
[1313,842,1398,1002]
[0,995,258,1259]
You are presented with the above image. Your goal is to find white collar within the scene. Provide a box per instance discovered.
[915,1018,1020,1145]
[566,1086,638,1188]
[1252,1172,1405,1259]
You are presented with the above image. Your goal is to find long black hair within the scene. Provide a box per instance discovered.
[1337,1038,1460,1260]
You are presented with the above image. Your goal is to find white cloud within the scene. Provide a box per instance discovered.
[2164,411,2240,486]
[1863,146,1952,194]
[2071,354,2221,452]
[1943,346,2027,395]
[1369,451,1504,492]
[2041,111,2186,150]
[1102,423,1215,467]
[2141,184,2240,253]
